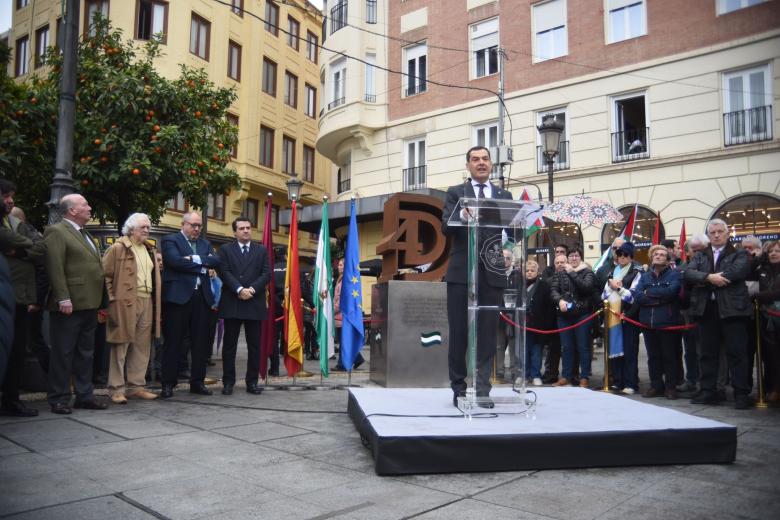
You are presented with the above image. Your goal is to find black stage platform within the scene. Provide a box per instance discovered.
[347,387,737,475]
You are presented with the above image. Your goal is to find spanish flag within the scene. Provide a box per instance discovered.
[284,202,304,376]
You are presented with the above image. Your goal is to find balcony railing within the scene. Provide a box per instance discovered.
[724,105,773,146]
[612,127,650,163]
[402,166,427,191]
[405,82,427,97]
[366,0,377,24]
[364,93,376,103]
[338,173,351,193]
[330,3,347,34]
[536,140,570,173]
[327,97,345,110]
[319,107,325,118]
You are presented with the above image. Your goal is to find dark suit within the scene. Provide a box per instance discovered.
[441,180,513,396]
[160,232,220,387]
[43,220,105,406]
[218,241,271,386]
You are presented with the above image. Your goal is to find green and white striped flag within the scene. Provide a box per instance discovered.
[314,200,334,377]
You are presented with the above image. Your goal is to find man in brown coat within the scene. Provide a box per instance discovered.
[44,194,107,414]
[102,213,161,404]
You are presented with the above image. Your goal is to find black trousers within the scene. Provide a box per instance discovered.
[447,278,501,396]
[162,289,211,387]
[643,329,679,391]
[48,309,97,405]
[698,299,750,396]
[1,305,28,403]
[222,318,261,385]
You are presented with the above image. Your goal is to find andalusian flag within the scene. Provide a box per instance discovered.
[314,200,334,377]
[283,202,304,376]
[520,188,544,237]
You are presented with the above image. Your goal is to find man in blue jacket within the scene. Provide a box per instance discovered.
[160,212,221,398]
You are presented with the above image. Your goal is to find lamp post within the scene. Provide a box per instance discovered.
[537,114,564,203]
[285,172,304,203]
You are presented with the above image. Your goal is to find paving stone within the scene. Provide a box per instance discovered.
[0,469,111,516]
[0,435,29,457]
[392,470,534,496]
[249,458,367,494]
[412,498,556,520]
[597,494,736,520]
[0,417,124,452]
[213,420,311,443]
[2,495,157,520]
[69,411,199,439]
[201,496,330,520]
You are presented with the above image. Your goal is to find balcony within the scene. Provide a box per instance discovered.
[364,94,376,103]
[403,166,427,191]
[338,171,351,193]
[724,106,773,146]
[611,128,649,163]
[328,97,345,110]
[330,2,347,34]
[366,0,377,24]
[536,141,570,173]
[405,82,427,97]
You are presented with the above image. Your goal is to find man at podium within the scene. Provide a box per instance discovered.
[441,146,514,408]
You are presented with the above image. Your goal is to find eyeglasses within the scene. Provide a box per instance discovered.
[185,222,202,228]
[615,251,629,258]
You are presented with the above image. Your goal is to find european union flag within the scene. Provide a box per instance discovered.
[340,199,365,370]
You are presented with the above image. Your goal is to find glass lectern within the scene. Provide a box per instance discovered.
[446,197,541,418]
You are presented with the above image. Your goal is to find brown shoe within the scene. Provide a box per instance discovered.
[110,394,128,405]
[579,378,589,388]
[127,390,158,400]
[664,389,678,400]
[643,388,662,398]
[552,378,569,387]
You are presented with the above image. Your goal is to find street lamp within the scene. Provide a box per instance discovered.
[285,172,304,202]
[537,114,564,203]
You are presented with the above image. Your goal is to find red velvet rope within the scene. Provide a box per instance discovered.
[606,308,698,331]
[500,310,603,335]
[765,307,780,318]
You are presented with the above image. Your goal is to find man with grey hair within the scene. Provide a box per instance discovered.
[44,194,107,414]
[684,218,752,409]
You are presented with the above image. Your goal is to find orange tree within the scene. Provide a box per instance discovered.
[0,17,240,231]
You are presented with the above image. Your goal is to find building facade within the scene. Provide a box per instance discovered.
[318,0,780,266]
[10,0,332,253]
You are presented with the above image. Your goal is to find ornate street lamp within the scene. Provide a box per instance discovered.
[537,114,564,203]
[285,172,304,202]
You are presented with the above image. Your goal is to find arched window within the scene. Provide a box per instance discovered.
[712,193,780,243]
[528,219,583,269]
[601,205,664,265]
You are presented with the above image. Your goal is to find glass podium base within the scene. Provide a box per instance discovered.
[456,388,537,420]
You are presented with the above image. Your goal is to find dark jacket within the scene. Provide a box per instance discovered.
[526,275,555,331]
[753,260,780,307]
[440,180,513,288]
[683,244,751,318]
[160,232,221,308]
[550,264,597,317]
[217,241,271,321]
[632,266,682,328]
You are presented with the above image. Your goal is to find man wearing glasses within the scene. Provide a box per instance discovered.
[159,212,221,398]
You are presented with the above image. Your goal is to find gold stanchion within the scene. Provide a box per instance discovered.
[490,356,500,384]
[602,301,610,392]
[754,300,768,408]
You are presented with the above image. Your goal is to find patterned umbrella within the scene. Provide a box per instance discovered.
[543,195,624,226]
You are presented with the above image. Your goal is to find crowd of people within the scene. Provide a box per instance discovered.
[497,221,780,410]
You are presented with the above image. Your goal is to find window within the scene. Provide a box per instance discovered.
[264,1,279,36]
[713,194,780,241]
[722,65,772,146]
[716,0,767,15]
[337,163,351,194]
[329,58,346,108]
[226,113,239,158]
[15,36,29,77]
[303,145,315,183]
[282,136,296,174]
[136,0,168,42]
[34,25,50,68]
[473,121,501,179]
[403,137,426,191]
[259,125,274,168]
[471,18,498,78]
[56,17,64,49]
[287,16,300,50]
[189,13,210,60]
[607,0,646,44]
[404,43,427,97]
[271,204,280,232]
[231,0,243,17]
[262,57,277,96]
[227,40,241,81]
[365,53,376,102]
[207,193,226,221]
[306,31,318,63]
[284,71,298,108]
[17,0,30,9]
[601,205,664,262]
[305,83,317,118]
[331,2,348,34]
[367,0,377,24]
[85,1,109,36]
[167,192,186,212]
[533,0,567,62]
[242,198,259,227]
[612,93,649,162]
[536,109,570,172]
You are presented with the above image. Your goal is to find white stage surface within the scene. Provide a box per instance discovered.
[347,387,737,475]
